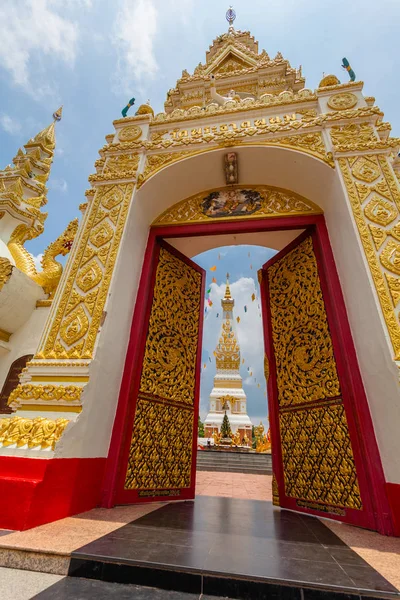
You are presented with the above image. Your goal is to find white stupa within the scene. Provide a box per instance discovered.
[204,275,253,444]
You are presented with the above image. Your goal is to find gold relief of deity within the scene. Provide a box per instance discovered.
[153,185,321,226]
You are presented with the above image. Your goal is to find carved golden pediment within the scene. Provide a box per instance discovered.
[152,185,322,226]
[211,51,254,76]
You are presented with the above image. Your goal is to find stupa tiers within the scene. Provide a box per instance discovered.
[204,276,252,444]
[0,109,77,420]
[0,9,400,536]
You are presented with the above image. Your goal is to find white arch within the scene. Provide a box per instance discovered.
[58,145,400,489]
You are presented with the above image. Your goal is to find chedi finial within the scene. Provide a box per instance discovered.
[53,106,63,122]
[226,6,236,31]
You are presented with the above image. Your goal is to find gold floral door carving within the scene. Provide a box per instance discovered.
[263,235,367,520]
[123,243,204,500]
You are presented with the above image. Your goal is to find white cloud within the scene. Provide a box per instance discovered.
[49,178,68,193]
[112,0,158,94]
[0,113,21,134]
[0,0,89,97]
[33,253,43,272]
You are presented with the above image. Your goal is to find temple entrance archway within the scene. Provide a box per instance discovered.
[108,183,391,533]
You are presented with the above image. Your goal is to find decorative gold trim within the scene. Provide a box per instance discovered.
[37,183,134,360]
[338,158,400,358]
[0,416,69,450]
[36,299,52,308]
[152,184,322,226]
[30,375,89,382]
[18,404,82,413]
[327,93,358,111]
[8,384,83,408]
[0,328,11,342]
[139,136,333,189]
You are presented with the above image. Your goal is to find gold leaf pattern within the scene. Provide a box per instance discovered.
[124,399,193,490]
[59,305,89,346]
[364,196,398,226]
[76,258,103,292]
[267,236,362,509]
[280,404,362,509]
[268,237,340,407]
[124,246,202,491]
[351,156,381,183]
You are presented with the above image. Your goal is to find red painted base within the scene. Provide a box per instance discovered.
[0,456,106,530]
[386,483,400,536]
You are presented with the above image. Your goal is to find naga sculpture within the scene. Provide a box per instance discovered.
[8,218,78,298]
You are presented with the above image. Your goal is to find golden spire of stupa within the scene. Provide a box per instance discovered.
[224,272,232,299]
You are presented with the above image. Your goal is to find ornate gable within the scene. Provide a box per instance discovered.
[164,24,305,113]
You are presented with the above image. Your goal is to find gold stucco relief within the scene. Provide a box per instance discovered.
[338,156,400,358]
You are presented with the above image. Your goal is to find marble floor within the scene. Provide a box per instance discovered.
[0,472,398,599]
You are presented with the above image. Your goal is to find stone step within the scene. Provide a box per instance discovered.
[196,451,272,474]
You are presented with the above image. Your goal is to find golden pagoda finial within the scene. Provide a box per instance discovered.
[52,106,63,122]
[226,6,236,32]
[224,272,232,299]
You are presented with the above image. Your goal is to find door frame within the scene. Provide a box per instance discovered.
[102,214,393,534]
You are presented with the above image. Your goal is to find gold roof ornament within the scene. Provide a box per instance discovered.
[135,100,154,117]
[224,272,232,299]
[163,11,305,113]
[318,74,341,88]
[1,109,66,284]
[52,106,63,121]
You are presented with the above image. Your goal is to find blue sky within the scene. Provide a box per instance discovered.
[1,0,399,259]
[194,245,276,428]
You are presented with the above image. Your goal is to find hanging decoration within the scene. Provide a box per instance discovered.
[212,277,217,283]
[237,316,240,323]
[210,266,217,272]
[251,293,256,302]
[244,305,247,313]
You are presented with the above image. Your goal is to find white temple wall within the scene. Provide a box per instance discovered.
[53,146,400,484]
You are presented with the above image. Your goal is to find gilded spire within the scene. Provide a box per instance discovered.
[215,279,240,370]
[0,108,63,253]
[224,272,232,299]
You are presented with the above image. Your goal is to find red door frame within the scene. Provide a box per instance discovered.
[102,214,394,535]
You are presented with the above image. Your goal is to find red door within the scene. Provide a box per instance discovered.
[116,239,205,504]
[259,229,379,530]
